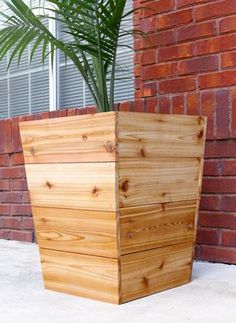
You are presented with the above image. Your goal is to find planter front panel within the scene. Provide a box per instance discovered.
[40,248,119,304]
[33,206,118,258]
[20,111,207,304]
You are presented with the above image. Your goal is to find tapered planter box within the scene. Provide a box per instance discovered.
[19,111,207,304]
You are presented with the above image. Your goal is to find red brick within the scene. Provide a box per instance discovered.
[0,167,22,179]
[0,204,10,216]
[11,117,22,153]
[221,160,236,175]
[0,229,10,239]
[0,155,9,167]
[222,230,236,247]
[199,212,236,230]
[205,140,236,158]
[172,95,185,114]
[0,180,10,191]
[202,178,236,194]
[203,160,219,176]
[156,8,192,31]
[200,194,220,211]
[196,228,220,245]
[199,71,236,89]
[140,30,174,49]
[146,97,158,113]
[196,34,236,56]
[221,52,236,69]
[221,196,236,212]
[134,65,141,77]
[177,0,211,8]
[201,91,215,139]
[10,230,34,243]
[187,92,200,115]
[141,63,175,80]
[159,96,171,113]
[0,119,12,153]
[0,192,22,203]
[11,204,32,216]
[140,16,156,33]
[119,101,133,112]
[231,89,236,137]
[216,89,230,139]
[178,55,218,76]
[220,15,236,34]
[134,99,145,112]
[140,0,174,18]
[1,217,21,229]
[140,50,156,65]
[159,76,196,94]
[58,109,67,117]
[11,153,24,166]
[141,82,157,97]
[195,0,236,22]
[10,179,28,191]
[21,217,34,230]
[159,43,193,62]
[41,112,50,119]
[177,21,216,42]
[196,245,236,263]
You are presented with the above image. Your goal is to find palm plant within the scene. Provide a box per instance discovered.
[0,0,136,112]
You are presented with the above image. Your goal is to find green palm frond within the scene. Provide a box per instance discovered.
[0,0,136,112]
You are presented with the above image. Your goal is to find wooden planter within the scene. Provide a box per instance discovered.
[19,111,207,304]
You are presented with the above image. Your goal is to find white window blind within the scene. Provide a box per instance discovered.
[0,0,50,119]
[58,0,134,109]
[0,0,134,118]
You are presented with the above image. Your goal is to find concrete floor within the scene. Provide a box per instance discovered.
[0,240,235,323]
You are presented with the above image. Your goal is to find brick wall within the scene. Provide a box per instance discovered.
[132,0,236,264]
[0,0,236,264]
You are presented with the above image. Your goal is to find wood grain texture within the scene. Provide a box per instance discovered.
[120,241,193,303]
[118,112,206,159]
[40,248,120,304]
[33,207,118,258]
[119,158,200,208]
[120,200,196,255]
[25,162,117,211]
[20,112,117,164]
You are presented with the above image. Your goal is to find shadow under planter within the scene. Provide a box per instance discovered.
[19,111,207,304]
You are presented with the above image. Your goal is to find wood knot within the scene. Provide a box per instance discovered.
[139,148,146,158]
[120,179,129,192]
[143,276,149,286]
[46,181,53,189]
[161,192,167,197]
[92,186,100,197]
[82,135,88,141]
[161,203,166,211]
[186,223,193,231]
[127,231,135,239]
[105,141,115,153]
[41,217,47,223]
[198,129,204,139]
[198,116,204,125]
[159,260,164,269]
[30,146,36,157]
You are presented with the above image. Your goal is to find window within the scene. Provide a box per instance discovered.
[0,0,134,119]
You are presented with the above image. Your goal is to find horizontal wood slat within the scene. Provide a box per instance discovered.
[119,158,200,208]
[120,241,193,303]
[40,248,120,304]
[118,112,206,159]
[20,112,117,164]
[25,162,117,211]
[120,200,196,254]
[33,207,118,258]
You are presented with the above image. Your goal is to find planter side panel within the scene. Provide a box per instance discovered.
[40,248,120,304]
[20,112,117,163]
[120,242,193,303]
